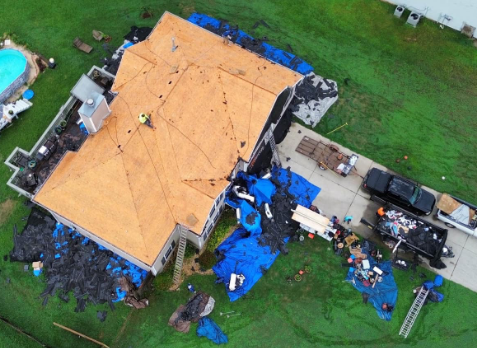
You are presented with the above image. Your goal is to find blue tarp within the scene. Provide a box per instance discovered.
[197,317,228,345]
[213,228,286,302]
[237,172,276,207]
[224,198,262,234]
[216,168,320,301]
[272,167,321,207]
[187,13,314,75]
[346,251,398,321]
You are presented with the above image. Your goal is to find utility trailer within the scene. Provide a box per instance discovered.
[361,202,449,269]
[295,136,358,177]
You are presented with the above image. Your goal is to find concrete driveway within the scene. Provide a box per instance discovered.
[278,122,477,292]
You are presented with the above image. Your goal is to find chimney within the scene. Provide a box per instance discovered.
[78,92,111,134]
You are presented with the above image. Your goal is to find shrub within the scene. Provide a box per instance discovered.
[206,208,237,252]
[198,250,216,270]
[184,243,197,259]
[153,262,174,290]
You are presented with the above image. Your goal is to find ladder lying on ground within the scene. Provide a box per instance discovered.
[399,287,429,338]
[173,226,188,284]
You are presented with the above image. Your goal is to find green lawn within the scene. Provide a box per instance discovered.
[1,0,477,347]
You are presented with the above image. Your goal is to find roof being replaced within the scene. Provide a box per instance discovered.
[34,12,301,266]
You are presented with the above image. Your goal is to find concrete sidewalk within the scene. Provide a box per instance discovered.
[278,122,477,292]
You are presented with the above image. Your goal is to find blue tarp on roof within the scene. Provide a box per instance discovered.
[197,317,228,344]
[345,250,398,321]
[215,168,320,301]
[187,13,314,75]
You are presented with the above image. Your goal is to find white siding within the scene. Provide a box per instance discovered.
[384,0,477,37]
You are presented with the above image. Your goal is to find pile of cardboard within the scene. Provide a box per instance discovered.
[437,194,475,224]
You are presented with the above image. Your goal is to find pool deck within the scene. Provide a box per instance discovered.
[1,40,39,103]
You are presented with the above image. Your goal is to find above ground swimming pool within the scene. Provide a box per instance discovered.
[0,49,29,103]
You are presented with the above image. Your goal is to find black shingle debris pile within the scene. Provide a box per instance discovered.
[123,26,153,43]
[103,26,152,75]
[289,72,339,127]
[257,186,299,254]
[10,209,147,314]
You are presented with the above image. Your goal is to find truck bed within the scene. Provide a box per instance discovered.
[437,194,477,237]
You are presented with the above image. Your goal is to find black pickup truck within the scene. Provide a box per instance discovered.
[362,168,436,216]
[361,202,448,269]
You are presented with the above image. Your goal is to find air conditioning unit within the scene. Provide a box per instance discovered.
[461,23,476,38]
[407,12,422,28]
[394,6,405,18]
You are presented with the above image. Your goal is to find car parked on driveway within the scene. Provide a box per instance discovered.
[362,167,436,215]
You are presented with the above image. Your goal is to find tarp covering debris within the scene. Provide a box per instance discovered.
[237,171,276,207]
[187,13,314,75]
[290,73,339,127]
[9,209,148,313]
[346,249,398,321]
[215,167,320,301]
[225,199,262,234]
[197,317,228,345]
[213,228,285,302]
[169,292,216,333]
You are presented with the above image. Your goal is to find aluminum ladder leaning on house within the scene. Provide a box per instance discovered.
[173,225,188,284]
[399,287,429,338]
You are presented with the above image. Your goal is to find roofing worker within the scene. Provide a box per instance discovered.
[138,113,153,128]
[377,207,386,218]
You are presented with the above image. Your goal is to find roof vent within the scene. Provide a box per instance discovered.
[86,98,94,107]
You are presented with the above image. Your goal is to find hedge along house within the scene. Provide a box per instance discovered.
[6,12,303,275]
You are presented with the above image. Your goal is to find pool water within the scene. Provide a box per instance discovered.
[0,49,28,95]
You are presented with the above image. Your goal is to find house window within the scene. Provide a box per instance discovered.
[171,240,176,248]
[209,204,216,218]
[161,257,166,265]
[207,224,213,234]
[165,245,173,259]
[203,232,208,241]
[213,212,220,223]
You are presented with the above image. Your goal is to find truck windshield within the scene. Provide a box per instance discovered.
[410,187,421,204]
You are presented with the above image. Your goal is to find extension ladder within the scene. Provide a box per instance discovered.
[269,132,281,168]
[173,226,188,284]
[399,287,429,338]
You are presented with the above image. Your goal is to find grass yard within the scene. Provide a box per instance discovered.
[1,0,477,347]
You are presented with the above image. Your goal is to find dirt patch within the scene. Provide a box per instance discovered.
[179,2,196,17]
[112,310,134,347]
[141,12,152,19]
[182,253,214,277]
[0,199,16,225]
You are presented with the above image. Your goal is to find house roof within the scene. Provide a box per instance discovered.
[34,12,301,266]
